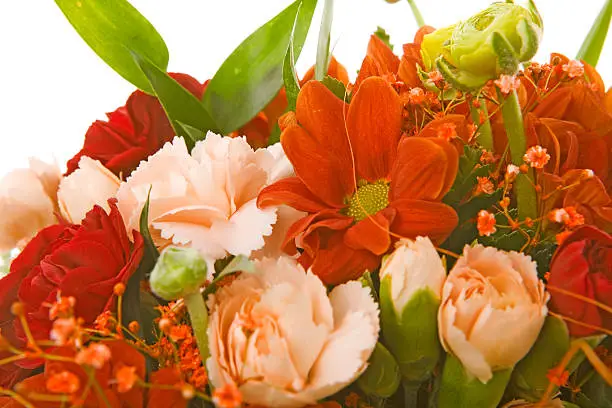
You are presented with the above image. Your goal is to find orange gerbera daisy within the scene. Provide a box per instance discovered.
[258,76,459,284]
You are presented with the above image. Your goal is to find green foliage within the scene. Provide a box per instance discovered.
[321,75,350,102]
[204,255,255,297]
[131,52,218,145]
[357,342,401,398]
[55,0,169,94]
[576,0,612,67]
[283,38,300,112]
[202,0,317,133]
[375,26,393,50]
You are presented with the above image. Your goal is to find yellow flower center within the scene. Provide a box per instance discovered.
[346,180,390,222]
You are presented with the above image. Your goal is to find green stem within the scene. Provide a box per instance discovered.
[576,0,612,67]
[469,98,494,152]
[315,0,334,80]
[407,0,425,27]
[500,89,537,220]
[403,382,420,408]
[184,291,209,362]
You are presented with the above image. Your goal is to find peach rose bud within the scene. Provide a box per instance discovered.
[58,157,121,223]
[379,237,446,384]
[206,257,380,407]
[437,245,549,408]
[0,158,60,251]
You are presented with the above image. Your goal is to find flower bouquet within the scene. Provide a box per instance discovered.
[0,0,611,407]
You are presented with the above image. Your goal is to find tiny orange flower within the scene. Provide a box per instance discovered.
[477,210,497,236]
[408,87,426,104]
[499,197,510,209]
[523,145,550,169]
[45,370,81,394]
[494,74,521,94]
[563,207,585,228]
[506,164,520,182]
[115,365,139,393]
[113,283,126,296]
[75,343,112,369]
[428,70,443,84]
[562,59,584,78]
[212,383,242,408]
[50,317,77,346]
[48,295,76,320]
[480,150,496,164]
[437,122,457,141]
[476,176,495,195]
[546,367,570,387]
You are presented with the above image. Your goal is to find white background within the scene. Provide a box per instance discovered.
[0,0,610,175]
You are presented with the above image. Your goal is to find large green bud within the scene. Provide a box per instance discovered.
[149,246,208,301]
[421,1,542,90]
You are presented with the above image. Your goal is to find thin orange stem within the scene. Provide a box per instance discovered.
[0,354,25,367]
[547,285,612,315]
[0,388,34,408]
[548,312,612,336]
[17,314,42,354]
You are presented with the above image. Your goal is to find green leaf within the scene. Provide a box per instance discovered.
[55,0,169,94]
[357,342,401,398]
[131,52,218,143]
[202,0,318,133]
[443,145,492,206]
[321,75,349,102]
[140,188,159,263]
[283,38,300,112]
[203,255,255,297]
[315,0,334,81]
[375,26,393,50]
[576,0,612,67]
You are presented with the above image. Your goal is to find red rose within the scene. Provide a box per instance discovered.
[0,200,143,388]
[66,73,205,178]
[548,225,612,337]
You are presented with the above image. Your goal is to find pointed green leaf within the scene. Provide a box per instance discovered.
[204,255,255,297]
[283,39,300,112]
[131,51,218,141]
[55,0,169,94]
[315,0,334,81]
[202,0,317,133]
[140,188,159,263]
[577,0,612,67]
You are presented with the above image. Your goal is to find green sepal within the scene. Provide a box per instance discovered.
[516,18,540,61]
[491,32,519,75]
[436,56,488,92]
[380,280,441,383]
[203,255,255,297]
[283,38,300,113]
[357,342,401,398]
[437,354,513,408]
[508,315,571,401]
[55,0,169,94]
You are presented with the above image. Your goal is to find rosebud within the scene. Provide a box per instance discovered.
[149,246,210,361]
[357,342,401,398]
[379,237,445,383]
[149,247,208,301]
[421,2,542,90]
[437,245,549,408]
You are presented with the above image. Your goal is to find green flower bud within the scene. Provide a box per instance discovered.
[509,315,571,401]
[379,237,445,383]
[357,342,401,398]
[438,354,513,408]
[149,246,208,301]
[421,2,542,90]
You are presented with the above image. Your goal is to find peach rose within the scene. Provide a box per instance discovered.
[116,134,295,260]
[0,158,60,251]
[57,157,121,223]
[206,257,380,407]
[438,245,549,383]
